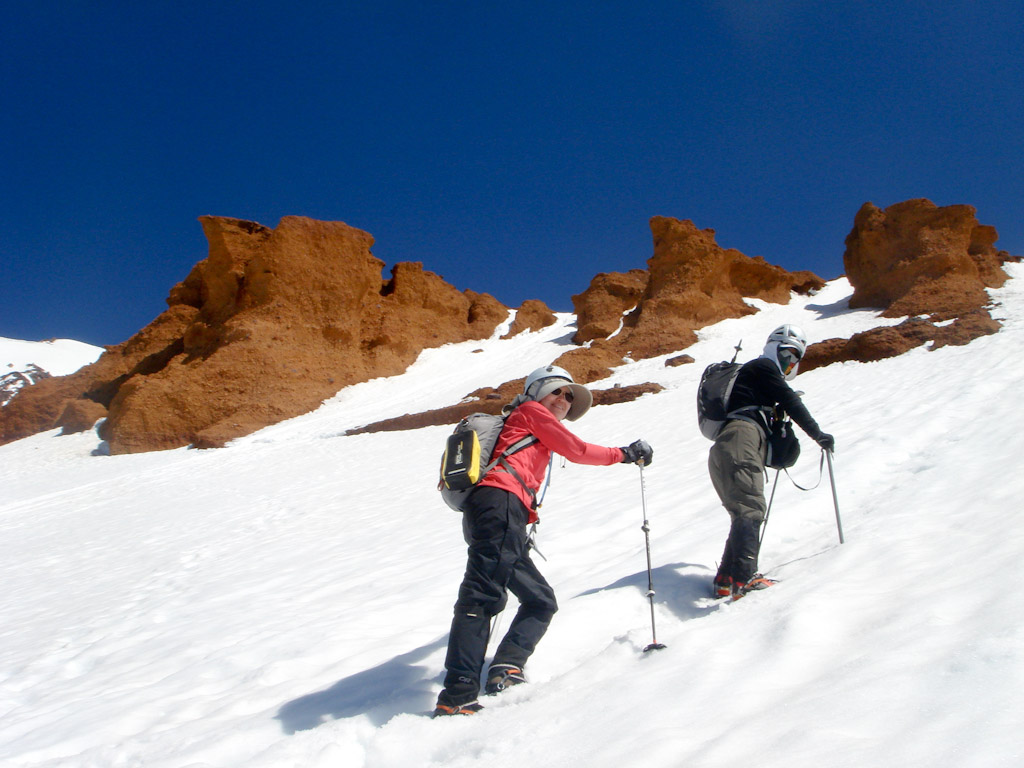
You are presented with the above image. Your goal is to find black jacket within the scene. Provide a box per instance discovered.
[728,357,824,441]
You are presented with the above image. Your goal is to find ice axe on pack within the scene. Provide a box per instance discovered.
[636,460,666,652]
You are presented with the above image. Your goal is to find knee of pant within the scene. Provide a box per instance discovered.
[455,598,507,618]
[516,605,556,628]
[730,515,762,536]
[457,571,508,607]
[547,593,559,615]
[525,594,557,619]
[734,506,765,524]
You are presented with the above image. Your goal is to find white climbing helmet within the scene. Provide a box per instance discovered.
[523,364,593,421]
[763,324,808,381]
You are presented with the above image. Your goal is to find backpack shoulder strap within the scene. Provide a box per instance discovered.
[480,434,537,475]
[722,365,742,411]
[504,434,539,457]
[487,434,540,508]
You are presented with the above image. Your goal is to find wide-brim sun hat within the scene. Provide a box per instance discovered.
[524,365,593,421]
[533,378,592,421]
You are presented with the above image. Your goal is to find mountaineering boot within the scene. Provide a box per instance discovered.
[432,700,484,717]
[732,574,777,600]
[484,663,527,694]
[712,574,733,599]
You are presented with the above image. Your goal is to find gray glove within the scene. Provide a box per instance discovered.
[620,439,654,466]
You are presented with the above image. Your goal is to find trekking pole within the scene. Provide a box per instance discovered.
[527,522,547,561]
[637,461,666,652]
[488,611,505,652]
[759,468,781,545]
[825,450,845,544]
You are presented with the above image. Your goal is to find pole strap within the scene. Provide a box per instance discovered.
[772,449,826,491]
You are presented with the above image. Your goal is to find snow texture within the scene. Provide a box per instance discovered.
[0,337,103,377]
[2,269,1022,768]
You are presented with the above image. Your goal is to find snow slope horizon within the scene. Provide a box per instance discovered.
[2,269,1022,768]
[1,337,102,377]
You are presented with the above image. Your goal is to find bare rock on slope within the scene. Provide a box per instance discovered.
[804,199,1017,370]
[1,216,507,452]
[558,216,825,381]
[844,199,1013,319]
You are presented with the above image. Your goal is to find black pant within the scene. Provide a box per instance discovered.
[439,486,558,705]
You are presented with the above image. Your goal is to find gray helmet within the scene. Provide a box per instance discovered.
[523,364,593,421]
[763,324,807,381]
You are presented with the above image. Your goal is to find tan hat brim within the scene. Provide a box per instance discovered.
[534,379,593,421]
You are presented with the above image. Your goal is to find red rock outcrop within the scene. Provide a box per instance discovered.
[1,216,509,452]
[57,399,108,435]
[556,217,825,381]
[344,381,664,436]
[844,199,1013,319]
[1,374,83,444]
[5,202,1017,452]
[803,199,1018,370]
[571,269,649,342]
[802,313,1002,373]
[1,365,51,407]
[503,299,558,338]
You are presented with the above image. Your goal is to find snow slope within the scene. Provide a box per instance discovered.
[0,337,103,376]
[2,268,1022,768]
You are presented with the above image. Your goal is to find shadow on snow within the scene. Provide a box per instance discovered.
[277,561,730,734]
[575,561,721,621]
[275,636,448,732]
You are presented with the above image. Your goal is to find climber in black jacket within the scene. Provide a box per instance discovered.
[708,324,834,600]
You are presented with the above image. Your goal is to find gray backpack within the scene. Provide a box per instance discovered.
[438,413,537,511]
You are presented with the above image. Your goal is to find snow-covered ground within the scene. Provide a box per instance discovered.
[0,337,103,377]
[1,337,104,405]
[2,268,1022,768]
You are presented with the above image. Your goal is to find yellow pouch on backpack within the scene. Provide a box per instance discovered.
[441,429,482,491]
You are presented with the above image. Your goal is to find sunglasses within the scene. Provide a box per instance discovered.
[778,347,803,375]
[549,387,575,403]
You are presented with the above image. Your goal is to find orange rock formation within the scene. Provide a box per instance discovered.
[844,199,1012,318]
[4,201,1018,450]
[1,216,510,452]
[551,216,825,382]
[803,199,1017,370]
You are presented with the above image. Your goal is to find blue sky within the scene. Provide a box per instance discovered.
[3,1,1022,346]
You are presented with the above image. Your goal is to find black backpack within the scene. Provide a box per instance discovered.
[697,361,743,440]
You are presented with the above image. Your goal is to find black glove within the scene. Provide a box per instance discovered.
[816,433,835,452]
[620,439,653,466]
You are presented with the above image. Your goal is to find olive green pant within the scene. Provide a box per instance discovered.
[708,419,767,583]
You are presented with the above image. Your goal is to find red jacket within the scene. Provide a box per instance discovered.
[477,400,624,522]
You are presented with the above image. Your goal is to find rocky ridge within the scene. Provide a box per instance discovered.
[1,200,1018,450]
[1,216,516,452]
